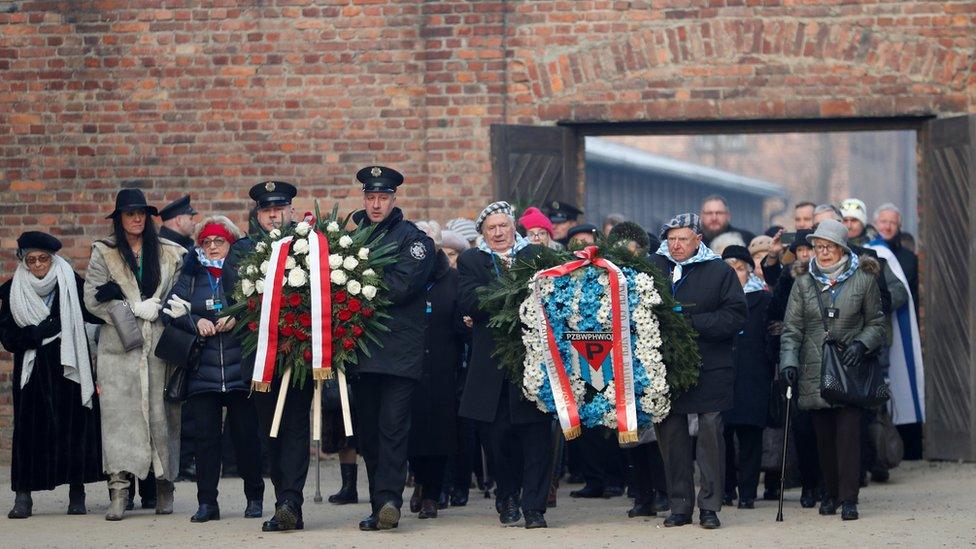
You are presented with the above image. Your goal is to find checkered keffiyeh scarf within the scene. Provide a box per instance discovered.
[659,213,702,240]
[476,201,515,232]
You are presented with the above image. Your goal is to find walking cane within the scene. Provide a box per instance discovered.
[313,439,323,503]
[313,380,323,503]
[775,384,793,522]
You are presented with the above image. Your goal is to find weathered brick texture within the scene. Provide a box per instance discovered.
[0,0,973,460]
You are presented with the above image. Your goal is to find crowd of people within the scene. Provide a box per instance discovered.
[2,175,923,533]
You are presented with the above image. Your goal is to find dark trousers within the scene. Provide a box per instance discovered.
[625,441,667,504]
[355,373,416,513]
[188,391,264,505]
[723,424,763,500]
[487,395,554,514]
[449,417,487,493]
[253,376,314,509]
[578,427,625,490]
[411,455,448,501]
[655,412,725,514]
[810,406,861,503]
[180,406,196,472]
[793,409,822,491]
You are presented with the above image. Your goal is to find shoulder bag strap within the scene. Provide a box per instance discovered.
[810,274,831,337]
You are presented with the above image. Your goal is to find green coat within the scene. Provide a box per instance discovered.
[779,256,887,410]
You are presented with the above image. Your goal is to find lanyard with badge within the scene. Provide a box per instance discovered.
[669,263,696,313]
[822,280,846,320]
[205,272,223,312]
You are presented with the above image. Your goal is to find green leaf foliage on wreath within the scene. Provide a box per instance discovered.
[477,238,700,402]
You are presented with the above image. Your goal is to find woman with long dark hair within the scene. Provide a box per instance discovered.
[83,188,186,521]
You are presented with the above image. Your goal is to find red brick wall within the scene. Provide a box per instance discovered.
[1,0,973,461]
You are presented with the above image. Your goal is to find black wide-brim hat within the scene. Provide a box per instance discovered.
[106,188,158,219]
[17,231,62,254]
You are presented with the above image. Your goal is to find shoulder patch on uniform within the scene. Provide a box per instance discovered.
[410,241,427,260]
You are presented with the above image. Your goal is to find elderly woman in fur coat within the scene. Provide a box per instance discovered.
[83,189,186,521]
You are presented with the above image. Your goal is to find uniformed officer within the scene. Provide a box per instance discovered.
[222,181,308,533]
[544,200,583,247]
[158,195,198,251]
[351,166,436,531]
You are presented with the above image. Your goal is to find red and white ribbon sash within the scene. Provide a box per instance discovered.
[307,230,333,381]
[252,236,293,392]
[532,246,638,443]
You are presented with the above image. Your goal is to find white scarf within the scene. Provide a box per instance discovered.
[9,255,94,408]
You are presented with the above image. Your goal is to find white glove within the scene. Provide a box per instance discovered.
[162,294,192,319]
[131,297,162,321]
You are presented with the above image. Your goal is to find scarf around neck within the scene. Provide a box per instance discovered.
[743,272,766,294]
[478,233,530,273]
[810,253,858,287]
[9,255,94,408]
[195,247,225,278]
[655,240,720,284]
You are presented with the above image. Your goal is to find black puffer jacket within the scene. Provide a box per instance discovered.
[352,208,436,380]
[167,251,247,396]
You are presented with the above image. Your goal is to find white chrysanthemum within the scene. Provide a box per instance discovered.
[338,235,353,249]
[255,278,265,294]
[295,221,311,236]
[330,270,347,285]
[287,267,307,287]
[285,256,296,270]
[292,238,309,255]
[358,247,369,260]
[241,279,255,297]
[346,280,362,295]
[328,254,343,269]
[342,256,358,270]
[362,285,377,300]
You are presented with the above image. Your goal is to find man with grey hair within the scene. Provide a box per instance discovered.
[873,203,918,306]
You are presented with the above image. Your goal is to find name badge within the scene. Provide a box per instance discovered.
[425,301,432,314]
[826,307,839,319]
[206,298,223,311]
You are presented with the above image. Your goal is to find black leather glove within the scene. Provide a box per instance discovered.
[842,341,867,369]
[28,317,60,344]
[95,281,124,303]
[781,366,799,387]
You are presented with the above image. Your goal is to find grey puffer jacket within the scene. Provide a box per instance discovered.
[779,255,887,410]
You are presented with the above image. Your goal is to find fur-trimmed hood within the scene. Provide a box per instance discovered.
[791,253,880,279]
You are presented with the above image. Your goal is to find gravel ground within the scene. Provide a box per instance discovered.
[1,458,974,548]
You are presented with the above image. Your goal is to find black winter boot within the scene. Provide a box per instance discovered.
[67,484,87,515]
[7,492,31,519]
[329,463,359,505]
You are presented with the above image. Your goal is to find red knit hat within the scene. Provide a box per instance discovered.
[197,222,236,246]
[519,207,554,237]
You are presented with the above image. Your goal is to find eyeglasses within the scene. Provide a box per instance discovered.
[526,229,549,241]
[26,255,52,266]
[202,238,228,248]
[814,244,839,253]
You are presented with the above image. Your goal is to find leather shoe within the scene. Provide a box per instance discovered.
[244,500,263,518]
[376,501,400,530]
[627,503,657,518]
[190,503,220,523]
[737,498,755,509]
[7,492,32,519]
[450,489,469,507]
[409,486,422,513]
[841,501,859,521]
[663,513,691,527]
[569,485,606,499]
[418,499,438,519]
[722,490,736,506]
[359,514,379,531]
[699,510,721,529]
[261,502,303,532]
[762,487,779,501]
[800,488,818,509]
[651,491,670,513]
[499,496,521,525]
[819,498,838,516]
[524,510,547,529]
[603,485,624,498]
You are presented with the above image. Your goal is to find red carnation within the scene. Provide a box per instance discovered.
[303,349,312,362]
[352,325,364,337]
[295,330,309,341]
[283,312,296,325]
[348,298,362,312]
[361,307,374,318]
[338,310,352,322]
[298,312,311,328]
[288,293,302,308]
[247,298,257,311]
[342,338,355,351]
[334,326,347,338]
[334,291,347,304]
[281,325,295,337]
[248,321,258,332]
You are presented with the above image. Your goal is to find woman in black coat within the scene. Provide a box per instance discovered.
[164,216,264,523]
[719,246,775,509]
[408,240,468,519]
[1,232,103,518]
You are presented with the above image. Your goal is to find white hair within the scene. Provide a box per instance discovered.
[873,202,902,222]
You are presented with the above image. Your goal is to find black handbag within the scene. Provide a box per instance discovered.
[814,285,890,409]
[156,278,204,402]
